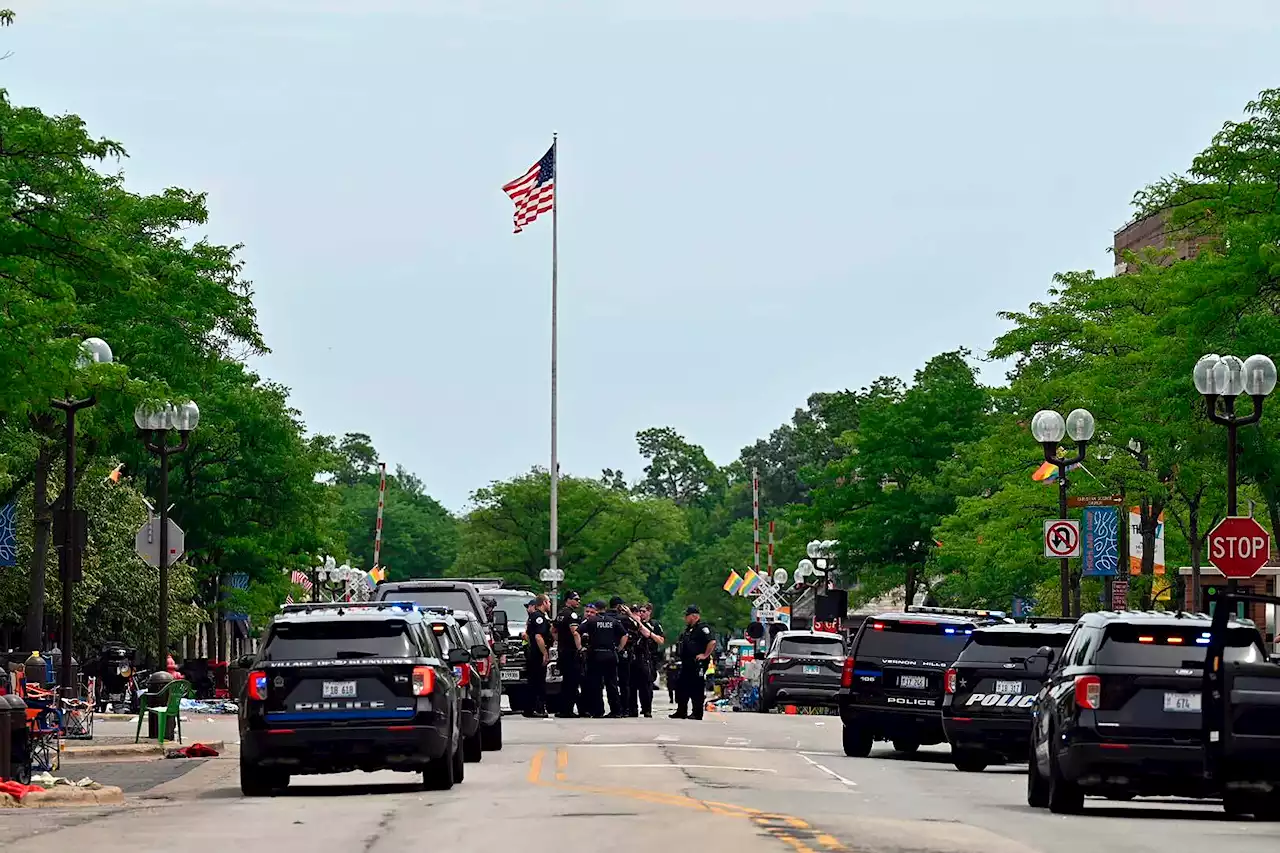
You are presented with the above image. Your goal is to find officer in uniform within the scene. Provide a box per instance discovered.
[523,594,553,718]
[580,601,604,716]
[671,605,716,721]
[580,598,626,718]
[626,603,664,717]
[609,597,633,714]
[553,591,583,718]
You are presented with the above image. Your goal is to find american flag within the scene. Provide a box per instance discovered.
[502,144,555,233]
[284,595,294,606]
[290,570,313,593]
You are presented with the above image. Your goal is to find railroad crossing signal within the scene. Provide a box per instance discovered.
[1206,516,1272,579]
[1043,519,1081,559]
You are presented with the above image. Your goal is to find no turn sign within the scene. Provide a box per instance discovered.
[1044,519,1081,559]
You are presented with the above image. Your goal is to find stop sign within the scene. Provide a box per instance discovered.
[1206,516,1272,579]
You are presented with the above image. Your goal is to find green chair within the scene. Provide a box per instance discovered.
[134,678,193,747]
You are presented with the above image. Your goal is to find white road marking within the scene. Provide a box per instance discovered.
[573,743,764,752]
[581,733,599,743]
[653,734,680,742]
[603,764,777,772]
[724,736,751,746]
[799,752,858,787]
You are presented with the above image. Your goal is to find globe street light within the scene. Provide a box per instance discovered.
[1195,353,1277,521]
[136,400,199,666]
[50,337,114,694]
[1031,406,1094,617]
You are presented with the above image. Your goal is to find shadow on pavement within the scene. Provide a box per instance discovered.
[993,799,1253,823]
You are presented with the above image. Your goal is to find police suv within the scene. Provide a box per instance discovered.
[941,619,1074,772]
[239,601,482,795]
[838,606,1004,758]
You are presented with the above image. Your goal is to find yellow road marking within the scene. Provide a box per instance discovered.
[528,750,848,851]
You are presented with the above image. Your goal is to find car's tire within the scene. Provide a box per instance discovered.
[506,689,528,714]
[1222,790,1271,818]
[452,738,465,783]
[423,751,456,791]
[952,750,988,773]
[1046,733,1084,815]
[892,739,920,755]
[842,723,873,758]
[1026,739,1050,808]
[240,762,288,797]
[758,691,773,713]
[464,729,483,763]
[481,717,503,751]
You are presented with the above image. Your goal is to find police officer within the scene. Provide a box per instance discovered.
[609,597,634,714]
[671,605,716,721]
[580,601,604,716]
[553,591,583,718]
[580,598,626,718]
[523,594,553,718]
[625,603,664,717]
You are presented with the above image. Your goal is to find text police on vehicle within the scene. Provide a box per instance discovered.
[238,601,487,796]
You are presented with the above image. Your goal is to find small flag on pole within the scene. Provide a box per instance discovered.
[104,463,124,484]
[502,145,556,233]
[1032,460,1081,482]
[741,568,761,596]
[284,594,294,606]
[723,570,744,595]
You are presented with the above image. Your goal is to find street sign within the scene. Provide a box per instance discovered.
[1206,516,1272,579]
[1112,578,1129,610]
[1044,519,1081,558]
[135,518,185,568]
[1068,495,1123,509]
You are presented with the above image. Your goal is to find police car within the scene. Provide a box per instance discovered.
[238,601,484,795]
[941,619,1075,771]
[837,606,1004,757]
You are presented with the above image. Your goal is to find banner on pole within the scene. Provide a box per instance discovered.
[1129,507,1166,575]
[1081,506,1120,577]
[0,502,16,567]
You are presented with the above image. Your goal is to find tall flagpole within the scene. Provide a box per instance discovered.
[548,132,560,583]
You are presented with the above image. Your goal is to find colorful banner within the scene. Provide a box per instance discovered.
[723,570,743,595]
[0,502,16,567]
[1082,506,1120,577]
[1129,507,1166,575]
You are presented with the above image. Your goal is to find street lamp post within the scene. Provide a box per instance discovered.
[1031,407,1095,618]
[51,337,114,696]
[135,401,199,667]
[1193,354,1277,590]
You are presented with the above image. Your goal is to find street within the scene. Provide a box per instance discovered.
[5,703,1278,853]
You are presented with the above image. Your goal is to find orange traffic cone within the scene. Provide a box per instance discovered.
[785,705,798,715]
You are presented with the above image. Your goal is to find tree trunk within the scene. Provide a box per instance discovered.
[1139,498,1164,611]
[23,447,53,651]
[1188,499,1202,613]
[904,564,918,610]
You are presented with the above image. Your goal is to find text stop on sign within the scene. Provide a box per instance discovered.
[1206,516,1272,579]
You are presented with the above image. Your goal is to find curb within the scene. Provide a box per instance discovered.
[61,739,226,760]
[0,785,125,808]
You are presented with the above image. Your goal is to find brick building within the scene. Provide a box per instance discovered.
[1179,566,1278,650]
[1112,211,1212,275]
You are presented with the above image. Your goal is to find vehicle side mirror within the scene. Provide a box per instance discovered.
[1033,646,1056,665]
[492,641,509,657]
[470,644,491,661]
[236,655,255,668]
[491,611,508,631]
[447,648,471,666]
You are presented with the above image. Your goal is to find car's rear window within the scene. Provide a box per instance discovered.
[778,636,845,657]
[381,589,476,616]
[853,620,973,662]
[262,620,418,660]
[1097,624,1265,667]
[959,630,1070,664]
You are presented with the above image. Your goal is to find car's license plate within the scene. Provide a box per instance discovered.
[322,681,356,699]
[1164,692,1201,713]
[803,665,821,675]
[995,680,1023,695]
[500,669,521,681]
[898,674,928,690]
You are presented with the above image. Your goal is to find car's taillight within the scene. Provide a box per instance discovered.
[945,668,958,695]
[413,666,436,696]
[773,657,791,665]
[453,665,472,687]
[840,657,855,688]
[248,670,268,701]
[1074,675,1101,710]
[473,657,491,677]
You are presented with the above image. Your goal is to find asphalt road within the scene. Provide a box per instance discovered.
[4,703,1279,853]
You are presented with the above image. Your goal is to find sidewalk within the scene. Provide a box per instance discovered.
[61,715,235,759]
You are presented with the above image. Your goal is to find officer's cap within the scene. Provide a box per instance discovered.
[685,604,700,615]
[525,600,537,608]
[590,600,606,610]
[564,590,581,601]
[609,595,626,608]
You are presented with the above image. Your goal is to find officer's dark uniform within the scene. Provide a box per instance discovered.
[672,606,715,720]
[580,603,605,716]
[626,612,659,717]
[664,654,680,703]
[580,604,626,717]
[609,598,633,715]
[553,593,583,718]
[524,605,553,717]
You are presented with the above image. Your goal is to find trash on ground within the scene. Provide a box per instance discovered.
[178,698,238,714]
[165,742,220,759]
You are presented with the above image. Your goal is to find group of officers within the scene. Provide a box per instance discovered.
[520,592,718,720]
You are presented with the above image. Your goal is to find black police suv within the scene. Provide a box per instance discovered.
[758,630,846,713]
[422,610,485,763]
[941,620,1074,772]
[239,601,483,795]
[1026,610,1273,814]
[838,607,1004,757]
[450,609,503,752]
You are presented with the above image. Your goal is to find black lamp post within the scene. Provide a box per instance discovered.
[135,400,199,667]
[1031,407,1095,618]
[51,337,114,697]
[1193,353,1277,591]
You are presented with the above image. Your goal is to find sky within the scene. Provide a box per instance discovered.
[4,0,1279,511]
